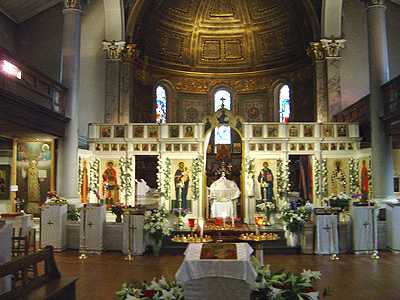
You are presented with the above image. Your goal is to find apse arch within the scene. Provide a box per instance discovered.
[321,0,344,39]
[103,0,125,41]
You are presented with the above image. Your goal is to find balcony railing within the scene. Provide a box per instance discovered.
[0,45,67,115]
[382,75,400,138]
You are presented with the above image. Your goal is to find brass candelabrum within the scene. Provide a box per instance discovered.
[261,182,271,226]
[79,205,93,260]
[329,207,339,261]
[366,205,380,259]
[125,208,135,261]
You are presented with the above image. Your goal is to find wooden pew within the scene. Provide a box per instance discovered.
[0,246,78,300]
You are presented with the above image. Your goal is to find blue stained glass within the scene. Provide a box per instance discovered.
[214,89,231,145]
[156,86,166,123]
[279,84,290,123]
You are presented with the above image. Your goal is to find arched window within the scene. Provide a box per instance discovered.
[279,84,290,122]
[214,89,231,145]
[156,85,166,123]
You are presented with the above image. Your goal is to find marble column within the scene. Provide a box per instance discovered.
[102,40,126,123]
[57,0,87,200]
[320,39,346,120]
[364,0,395,202]
[307,42,327,122]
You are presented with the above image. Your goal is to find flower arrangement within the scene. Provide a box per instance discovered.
[276,159,290,201]
[119,156,134,198]
[78,156,83,195]
[349,158,359,196]
[276,201,314,234]
[171,208,191,218]
[313,157,321,198]
[321,159,328,198]
[144,206,172,256]
[324,193,351,211]
[45,190,67,204]
[67,208,80,221]
[251,256,331,300]
[191,156,203,202]
[157,156,171,203]
[90,157,100,195]
[116,277,184,300]
[111,202,126,215]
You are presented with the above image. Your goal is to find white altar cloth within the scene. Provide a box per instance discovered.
[209,177,241,200]
[0,221,12,294]
[350,205,379,253]
[175,243,257,284]
[314,213,339,255]
[211,201,234,218]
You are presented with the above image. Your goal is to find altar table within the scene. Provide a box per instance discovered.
[211,200,234,218]
[314,209,339,255]
[176,243,256,300]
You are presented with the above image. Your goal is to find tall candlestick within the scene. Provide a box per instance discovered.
[231,216,234,227]
[198,219,204,238]
[255,224,260,236]
[222,212,226,226]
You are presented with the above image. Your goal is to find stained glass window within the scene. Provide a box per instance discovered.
[279,84,290,122]
[215,89,231,145]
[156,85,166,123]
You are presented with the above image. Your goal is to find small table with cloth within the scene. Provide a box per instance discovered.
[208,177,241,219]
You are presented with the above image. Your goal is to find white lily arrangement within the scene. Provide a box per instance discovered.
[191,156,203,202]
[157,156,171,202]
[78,156,83,195]
[276,201,314,233]
[89,157,100,194]
[321,158,328,198]
[349,158,359,196]
[119,156,134,197]
[276,159,290,201]
[257,201,276,214]
[313,157,321,198]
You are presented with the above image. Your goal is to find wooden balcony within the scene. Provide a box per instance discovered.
[381,75,400,142]
[0,45,69,137]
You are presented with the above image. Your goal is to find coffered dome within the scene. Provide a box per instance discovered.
[128,0,318,73]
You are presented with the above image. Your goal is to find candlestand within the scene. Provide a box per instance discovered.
[175,182,184,228]
[366,205,380,259]
[329,208,339,260]
[79,205,93,259]
[125,208,134,261]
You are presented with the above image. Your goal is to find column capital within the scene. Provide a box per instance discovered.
[363,0,386,8]
[63,0,90,11]
[307,42,325,61]
[102,40,126,59]
[122,44,140,62]
[320,39,346,57]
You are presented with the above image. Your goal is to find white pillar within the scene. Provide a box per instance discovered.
[364,0,395,202]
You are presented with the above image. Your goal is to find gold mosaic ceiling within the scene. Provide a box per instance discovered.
[130,0,317,73]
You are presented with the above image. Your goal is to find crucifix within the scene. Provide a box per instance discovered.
[323,224,331,233]
[88,221,94,228]
[363,221,370,229]
[47,220,53,226]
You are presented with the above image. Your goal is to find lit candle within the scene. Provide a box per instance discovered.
[231,216,235,227]
[198,219,204,238]
[222,212,226,226]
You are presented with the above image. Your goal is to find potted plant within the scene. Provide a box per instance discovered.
[111,202,126,222]
[143,206,172,256]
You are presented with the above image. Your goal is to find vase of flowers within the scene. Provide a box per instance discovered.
[111,202,125,222]
[324,193,352,221]
[256,201,276,226]
[143,206,172,256]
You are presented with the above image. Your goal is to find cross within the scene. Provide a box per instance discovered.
[323,224,331,233]
[130,225,137,231]
[363,221,370,229]
[47,220,53,226]
[88,221,94,228]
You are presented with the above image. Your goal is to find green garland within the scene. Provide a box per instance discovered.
[276,159,290,201]
[349,158,359,195]
[119,156,134,197]
[368,157,372,198]
[321,158,328,198]
[191,156,203,202]
[314,157,321,198]
[78,156,83,195]
[156,156,171,201]
[89,157,100,193]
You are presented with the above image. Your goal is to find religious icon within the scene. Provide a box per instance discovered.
[142,144,149,151]
[337,124,348,137]
[174,161,190,209]
[151,144,157,151]
[101,126,111,138]
[191,144,198,152]
[307,143,314,151]
[39,144,51,161]
[258,144,265,151]
[23,158,41,204]
[80,159,89,203]
[115,125,125,138]
[331,160,346,194]
[275,143,281,151]
[0,165,10,200]
[204,117,212,135]
[182,144,189,151]
[330,143,337,151]
[233,143,241,153]
[299,143,305,151]
[248,106,259,120]
[103,161,119,204]
[170,125,179,138]
[266,144,273,151]
[216,144,230,160]
[134,126,144,138]
[166,144,172,151]
[103,144,109,151]
[339,143,346,150]
[148,126,159,138]
[322,124,333,137]
[321,143,329,150]
[268,125,278,137]
[258,161,274,202]
[235,117,243,134]
[184,125,194,138]
[303,125,314,137]
[95,144,101,151]
[120,144,127,151]
[360,159,369,200]
[17,145,28,162]
[253,125,263,137]
[289,125,299,137]
[290,144,297,151]
[134,144,141,151]
[348,143,353,150]
[250,144,256,151]
[174,144,181,151]
[111,144,118,151]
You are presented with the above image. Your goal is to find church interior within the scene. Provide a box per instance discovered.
[1,0,400,299]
